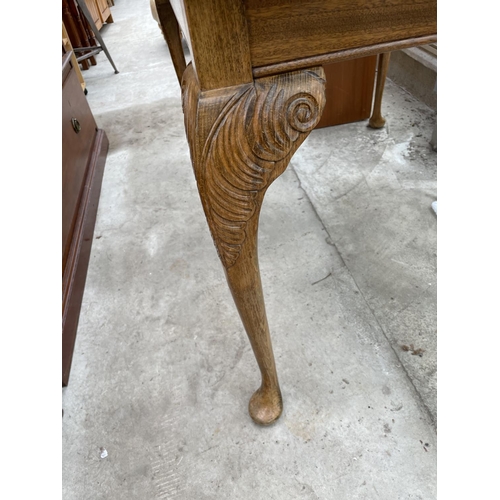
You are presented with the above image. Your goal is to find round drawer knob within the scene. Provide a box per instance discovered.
[71,118,81,134]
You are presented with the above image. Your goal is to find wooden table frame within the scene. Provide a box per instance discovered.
[154,0,436,425]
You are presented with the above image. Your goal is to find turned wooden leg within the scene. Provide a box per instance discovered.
[181,64,326,425]
[369,52,391,129]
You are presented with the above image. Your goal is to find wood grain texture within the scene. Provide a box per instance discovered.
[182,63,326,424]
[95,0,112,24]
[244,0,437,68]
[84,0,103,30]
[154,0,186,86]
[369,52,391,128]
[162,0,436,423]
[252,34,436,77]
[173,0,253,90]
[315,55,377,128]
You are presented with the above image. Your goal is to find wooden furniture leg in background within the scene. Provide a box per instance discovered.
[75,0,119,73]
[182,64,326,425]
[153,0,186,85]
[63,0,91,70]
[369,52,391,129]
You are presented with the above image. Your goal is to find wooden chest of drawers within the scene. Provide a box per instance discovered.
[62,51,108,385]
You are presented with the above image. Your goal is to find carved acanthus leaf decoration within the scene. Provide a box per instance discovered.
[199,69,325,268]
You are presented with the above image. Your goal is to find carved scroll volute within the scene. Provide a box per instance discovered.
[182,65,326,268]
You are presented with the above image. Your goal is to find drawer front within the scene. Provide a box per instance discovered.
[62,66,97,272]
[244,0,437,68]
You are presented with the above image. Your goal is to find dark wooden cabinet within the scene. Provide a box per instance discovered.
[62,51,108,386]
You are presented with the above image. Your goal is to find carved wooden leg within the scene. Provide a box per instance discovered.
[181,64,326,425]
[369,52,391,129]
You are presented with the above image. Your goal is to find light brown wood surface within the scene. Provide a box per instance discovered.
[95,0,113,24]
[182,63,326,424]
[171,0,253,90]
[252,34,436,78]
[244,0,436,68]
[84,0,103,30]
[155,0,436,425]
[84,0,113,30]
[62,21,86,91]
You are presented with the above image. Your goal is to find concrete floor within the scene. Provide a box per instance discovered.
[62,1,437,498]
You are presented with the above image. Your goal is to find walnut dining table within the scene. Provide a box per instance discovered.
[154,0,437,426]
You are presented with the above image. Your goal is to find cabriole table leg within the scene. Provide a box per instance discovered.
[181,64,326,424]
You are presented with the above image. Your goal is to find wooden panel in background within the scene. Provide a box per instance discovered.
[95,0,113,24]
[84,0,103,30]
[315,55,377,129]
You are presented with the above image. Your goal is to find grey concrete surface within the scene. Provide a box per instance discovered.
[62,1,437,499]
[387,50,437,111]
